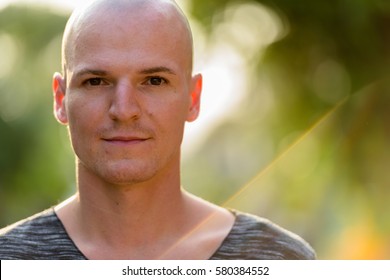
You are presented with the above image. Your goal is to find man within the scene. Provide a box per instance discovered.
[0,0,315,259]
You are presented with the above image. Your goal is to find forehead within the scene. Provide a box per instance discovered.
[64,1,192,74]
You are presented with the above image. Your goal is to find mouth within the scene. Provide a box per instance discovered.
[102,136,151,145]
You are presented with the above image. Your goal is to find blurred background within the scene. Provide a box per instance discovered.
[1,0,389,259]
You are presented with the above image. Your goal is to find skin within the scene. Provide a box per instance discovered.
[52,0,234,259]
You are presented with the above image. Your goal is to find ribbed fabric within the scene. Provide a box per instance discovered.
[210,211,315,260]
[0,209,85,260]
[0,208,315,260]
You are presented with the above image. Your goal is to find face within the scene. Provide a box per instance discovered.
[53,6,202,186]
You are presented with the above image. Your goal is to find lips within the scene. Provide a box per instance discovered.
[102,135,150,144]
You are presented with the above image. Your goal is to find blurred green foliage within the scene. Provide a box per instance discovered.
[0,4,73,225]
[1,0,390,259]
[184,0,390,259]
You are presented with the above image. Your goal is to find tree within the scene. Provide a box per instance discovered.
[184,0,390,259]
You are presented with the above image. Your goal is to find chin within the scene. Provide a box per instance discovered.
[78,155,174,187]
[98,162,159,186]
[104,174,156,186]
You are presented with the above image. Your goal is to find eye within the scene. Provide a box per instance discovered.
[84,77,107,86]
[146,76,167,86]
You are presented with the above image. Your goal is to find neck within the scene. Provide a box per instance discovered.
[83,161,180,209]
[55,159,236,259]
[56,159,192,257]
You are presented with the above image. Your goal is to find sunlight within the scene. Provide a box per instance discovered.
[183,1,286,156]
[0,0,75,12]
[183,43,247,157]
[223,95,350,208]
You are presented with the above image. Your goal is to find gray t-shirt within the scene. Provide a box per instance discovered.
[0,208,315,260]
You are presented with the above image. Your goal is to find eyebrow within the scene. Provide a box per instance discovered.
[72,69,108,80]
[67,69,106,86]
[139,66,177,75]
[72,66,177,80]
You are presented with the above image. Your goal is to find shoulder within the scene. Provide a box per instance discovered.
[211,210,316,260]
[0,209,83,260]
[0,209,58,239]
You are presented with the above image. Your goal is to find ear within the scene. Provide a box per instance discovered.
[53,72,68,125]
[186,73,202,122]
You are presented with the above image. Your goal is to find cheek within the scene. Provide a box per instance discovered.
[145,97,187,145]
[66,92,106,124]
[154,97,189,125]
[160,102,189,146]
[65,96,103,149]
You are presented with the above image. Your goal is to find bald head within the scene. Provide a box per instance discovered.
[61,0,194,79]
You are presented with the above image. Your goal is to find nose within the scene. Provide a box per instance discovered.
[108,80,142,122]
